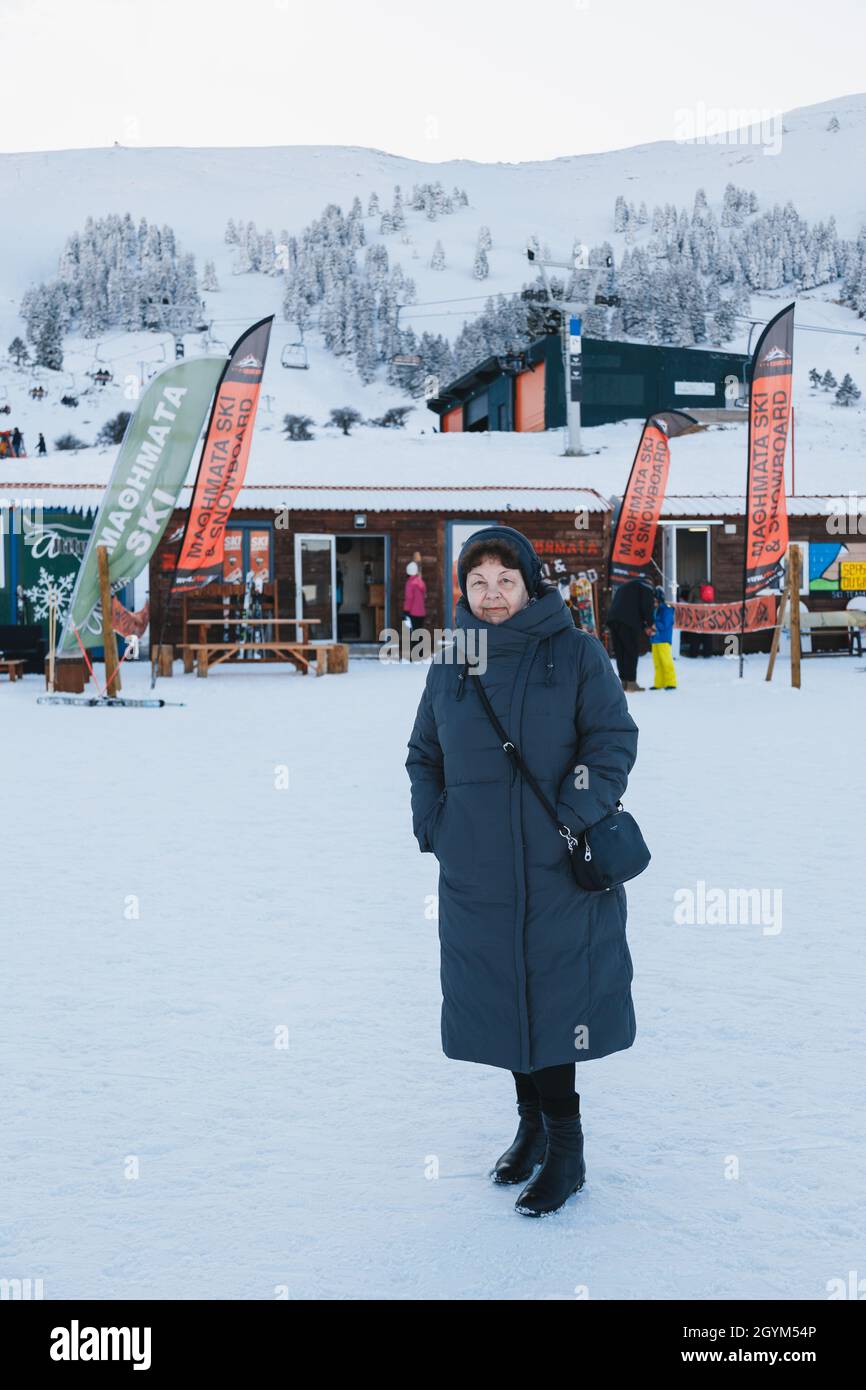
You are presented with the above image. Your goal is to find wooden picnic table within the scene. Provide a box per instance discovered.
[0,658,26,682]
[180,616,323,674]
[185,617,321,627]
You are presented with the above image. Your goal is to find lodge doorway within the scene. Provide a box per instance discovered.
[335,535,389,643]
[675,526,711,595]
[662,523,716,601]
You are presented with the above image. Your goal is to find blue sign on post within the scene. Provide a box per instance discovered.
[569,316,583,403]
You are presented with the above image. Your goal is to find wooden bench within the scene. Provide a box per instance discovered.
[0,658,26,682]
[799,609,866,658]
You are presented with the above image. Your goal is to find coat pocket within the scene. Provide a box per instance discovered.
[421,789,447,853]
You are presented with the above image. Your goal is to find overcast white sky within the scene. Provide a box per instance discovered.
[3,0,864,160]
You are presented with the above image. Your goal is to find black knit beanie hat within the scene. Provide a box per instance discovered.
[456,524,543,601]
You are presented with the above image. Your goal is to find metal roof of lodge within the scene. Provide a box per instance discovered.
[1,482,855,520]
[0,481,613,514]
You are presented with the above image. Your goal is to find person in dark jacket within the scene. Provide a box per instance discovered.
[605,577,656,692]
[406,525,639,1217]
[36,433,47,456]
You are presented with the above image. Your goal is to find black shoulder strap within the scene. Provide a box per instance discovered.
[467,664,577,847]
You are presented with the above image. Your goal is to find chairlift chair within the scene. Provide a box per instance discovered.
[281,342,309,370]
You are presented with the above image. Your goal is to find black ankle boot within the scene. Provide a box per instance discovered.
[490,1100,548,1184]
[514,1108,585,1215]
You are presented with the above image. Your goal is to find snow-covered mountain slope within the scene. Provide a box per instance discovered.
[0,93,864,496]
[2,92,864,302]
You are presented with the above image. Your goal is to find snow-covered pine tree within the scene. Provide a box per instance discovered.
[821,369,838,390]
[579,304,609,339]
[25,213,198,337]
[473,246,489,280]
[245,221,260,271]
[328,406,362,435]
[259,230,276,276]
[430,240,446,271]
[8,335,29,366]
[693,188,710,225]
[392,185,405,232]
[710,300,736,344]
[433,181,450,216]
[835,373,860,406]
[352,280,379,384]
[720,183,738,228]
[31,285,65,370]
[704,279,721,313]
[283,413,315,441]
[202,260,220,292]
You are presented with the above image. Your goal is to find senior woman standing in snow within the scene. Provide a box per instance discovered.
[406,525,639,1217]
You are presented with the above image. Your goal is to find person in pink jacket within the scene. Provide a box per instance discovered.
[402,561,427,631]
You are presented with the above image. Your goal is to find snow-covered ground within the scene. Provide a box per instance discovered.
[3,649,863,1300]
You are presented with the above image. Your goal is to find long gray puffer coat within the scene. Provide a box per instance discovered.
[405,586,640,1074]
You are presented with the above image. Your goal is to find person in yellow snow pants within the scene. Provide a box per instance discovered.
[650,587,677,689]
[651,640,677,689]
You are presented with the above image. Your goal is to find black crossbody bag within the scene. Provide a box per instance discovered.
[469,669,650,893]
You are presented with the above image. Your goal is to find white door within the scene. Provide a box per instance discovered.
[662,526,680,657]
[294,534,336,642]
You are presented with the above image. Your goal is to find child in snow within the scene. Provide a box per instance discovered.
[651,586,676,690]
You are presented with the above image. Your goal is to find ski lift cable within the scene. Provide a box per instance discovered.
[199,289,530,328]
[732,313,866,342]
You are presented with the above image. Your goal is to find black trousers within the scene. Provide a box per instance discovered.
[512,1064,579,1115]
[607,620,640,682]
